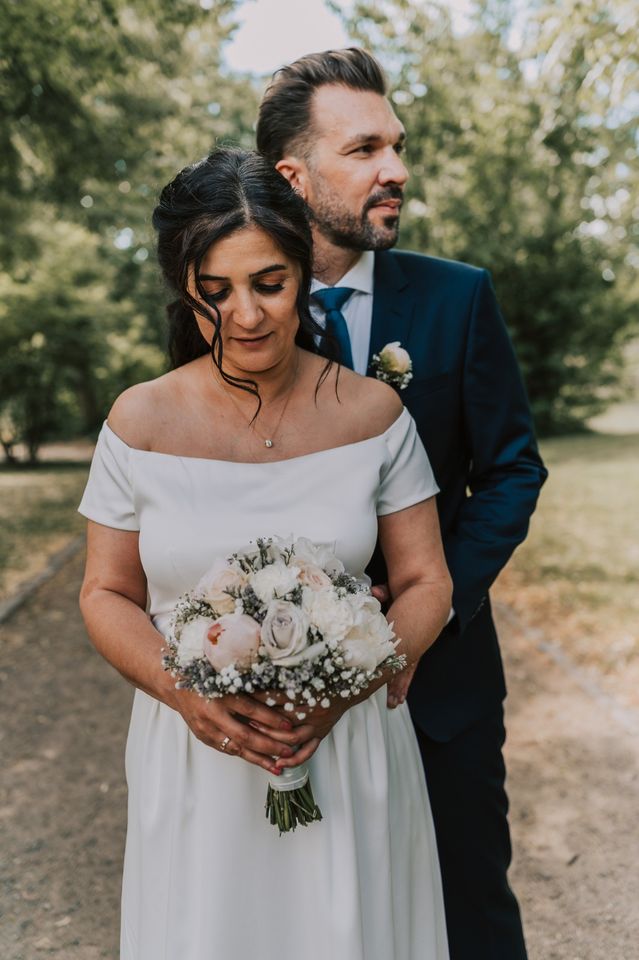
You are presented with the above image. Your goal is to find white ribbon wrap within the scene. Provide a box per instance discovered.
[268,763,309,792]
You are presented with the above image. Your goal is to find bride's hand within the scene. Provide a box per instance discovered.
[170,687,301,776]
[248,674,389,771]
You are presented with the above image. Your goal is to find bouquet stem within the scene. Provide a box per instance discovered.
[265,764,322,834]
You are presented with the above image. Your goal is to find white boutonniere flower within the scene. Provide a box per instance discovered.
[370,341,413,390]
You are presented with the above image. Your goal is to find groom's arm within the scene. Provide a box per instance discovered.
[444,270,547,634]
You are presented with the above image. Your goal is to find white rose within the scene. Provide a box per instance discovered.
[204,613,261,671]
[292,538,344,576]
[250,561,301,603]
[340,636,381,673]
[196,559,248,615]
[303,587,354,643]
[261,600,320,666]
[342,606,397,672]
[349,592,384,624]
[173,615,215,666]
[379,341,412,375]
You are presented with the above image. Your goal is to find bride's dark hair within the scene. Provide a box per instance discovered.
[152,147,333,403]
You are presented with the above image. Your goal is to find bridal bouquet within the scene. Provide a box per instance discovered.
[163,537,406,834]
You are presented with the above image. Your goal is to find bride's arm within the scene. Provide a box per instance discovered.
[79,521,306,775]
[378,496,452,705]
[266,496,452,771]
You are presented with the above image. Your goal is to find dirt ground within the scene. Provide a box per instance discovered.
[1,552,638,959]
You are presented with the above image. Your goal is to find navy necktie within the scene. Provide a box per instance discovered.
[311,287,355,370]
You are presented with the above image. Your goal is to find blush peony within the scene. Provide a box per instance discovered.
[204,613,261,671]
[196,559,247,615]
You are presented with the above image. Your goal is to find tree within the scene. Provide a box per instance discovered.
[0,213,166,462]
[338,0,638,432]
[0,0,259,458]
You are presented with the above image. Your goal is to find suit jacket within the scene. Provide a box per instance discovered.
[366,250,547,741]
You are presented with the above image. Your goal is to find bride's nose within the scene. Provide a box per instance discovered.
[231,290,263,330]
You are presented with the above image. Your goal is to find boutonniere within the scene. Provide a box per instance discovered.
[370,341,413,390]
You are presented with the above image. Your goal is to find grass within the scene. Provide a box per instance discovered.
[0,462,90,603]
[494,431,639,708]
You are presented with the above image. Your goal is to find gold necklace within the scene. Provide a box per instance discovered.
[218,355,299,449]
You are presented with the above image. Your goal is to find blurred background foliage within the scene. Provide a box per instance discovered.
[0,0,637,459]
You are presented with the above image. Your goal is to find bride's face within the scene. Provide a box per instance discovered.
[189,225,301,376]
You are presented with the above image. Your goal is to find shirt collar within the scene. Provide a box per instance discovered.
[310,250,375,295]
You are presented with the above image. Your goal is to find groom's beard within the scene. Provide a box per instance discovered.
[306,185,403,252]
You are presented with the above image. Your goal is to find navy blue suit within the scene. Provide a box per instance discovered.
[366,250,547,959]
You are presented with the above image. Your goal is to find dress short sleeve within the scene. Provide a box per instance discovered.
[78,422,139,531]
[377,409,439,516]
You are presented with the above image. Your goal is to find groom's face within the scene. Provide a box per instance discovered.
[280,85,408,251]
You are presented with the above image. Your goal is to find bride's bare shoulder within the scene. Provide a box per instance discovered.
[314,360,403,439]
[353,374,404,436]
[107,367,187,450]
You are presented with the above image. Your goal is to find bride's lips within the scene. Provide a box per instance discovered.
[232,333,272,349]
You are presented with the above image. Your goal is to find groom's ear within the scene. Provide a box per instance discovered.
[275,157,309,201]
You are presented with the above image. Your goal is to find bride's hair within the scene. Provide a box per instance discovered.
[152,147,334,403]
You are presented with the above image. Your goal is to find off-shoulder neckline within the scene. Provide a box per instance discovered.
[102,407,408,467]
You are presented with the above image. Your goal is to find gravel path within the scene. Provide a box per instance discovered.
[1,552,637,958]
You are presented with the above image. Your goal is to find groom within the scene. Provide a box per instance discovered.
[256,48,546,959]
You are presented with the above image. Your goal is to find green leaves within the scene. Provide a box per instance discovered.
[2,0,636,455]
[0,0,256,459]
[346,0,638,433]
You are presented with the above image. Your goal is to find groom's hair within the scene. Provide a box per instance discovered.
[257,47,387,165]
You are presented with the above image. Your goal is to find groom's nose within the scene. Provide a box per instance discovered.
[377,148,408,187]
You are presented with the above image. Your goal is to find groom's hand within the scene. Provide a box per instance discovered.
[371,581,391,606]
[386,659,418,709]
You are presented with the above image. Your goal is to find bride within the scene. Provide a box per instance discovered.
[79,147,451,960]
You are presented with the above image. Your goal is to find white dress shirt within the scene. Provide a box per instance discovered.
[310,250,375,375]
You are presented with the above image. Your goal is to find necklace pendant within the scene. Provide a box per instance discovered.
[264,439,273,448]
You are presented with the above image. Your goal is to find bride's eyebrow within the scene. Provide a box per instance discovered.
[198,264,287,281]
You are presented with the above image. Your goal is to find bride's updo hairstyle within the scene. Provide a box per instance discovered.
[152,147,332,398]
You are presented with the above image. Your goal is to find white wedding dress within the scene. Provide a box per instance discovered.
[79,407,449,960]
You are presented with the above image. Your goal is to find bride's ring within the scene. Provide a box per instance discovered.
[220,736,232,752]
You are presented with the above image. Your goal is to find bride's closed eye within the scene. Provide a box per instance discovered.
[202,287,227,302]
[202,282,285,303]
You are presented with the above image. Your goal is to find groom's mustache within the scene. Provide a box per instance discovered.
[363,187,404,215]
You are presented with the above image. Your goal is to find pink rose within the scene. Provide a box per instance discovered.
[296,561,332,592]
[204,613,261,671]
[261,600,316,666]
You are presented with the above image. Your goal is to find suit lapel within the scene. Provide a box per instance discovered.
[367,251,413,376]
